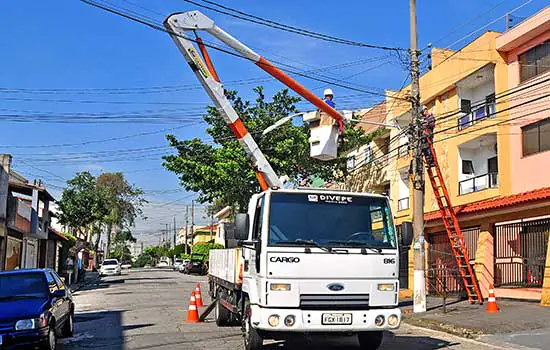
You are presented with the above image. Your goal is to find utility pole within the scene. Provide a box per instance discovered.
[209,213,214,242]
[173,216,177,247]
[190,200,195,249]
[410,0,426,313]
[185,206,189,254]
[165,223,169,248]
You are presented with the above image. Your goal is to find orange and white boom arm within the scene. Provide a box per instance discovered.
[164,11,345,189]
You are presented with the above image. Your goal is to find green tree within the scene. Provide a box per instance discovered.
[109,230,136,262]
[56,172,109,241]
[96,173,145,258]
[163,87,367,210]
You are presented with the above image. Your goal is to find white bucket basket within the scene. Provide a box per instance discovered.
[306,111,340,161]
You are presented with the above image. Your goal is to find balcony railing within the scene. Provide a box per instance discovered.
[457,102,496,130]
[398,197,410,211]
[398,143,409,158]
[459,172,498,195]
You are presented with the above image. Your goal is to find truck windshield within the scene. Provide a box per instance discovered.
[268,192,396,249]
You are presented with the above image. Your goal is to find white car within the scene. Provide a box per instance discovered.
[173,258,184,271]
[156,260,170,268]
[100,259,122,276]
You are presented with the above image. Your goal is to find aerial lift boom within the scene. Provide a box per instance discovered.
[163,11,346,190]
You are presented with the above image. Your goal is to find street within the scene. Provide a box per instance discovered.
[61,268,508,350]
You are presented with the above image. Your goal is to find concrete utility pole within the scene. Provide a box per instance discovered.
[165,223,169,248]
[410,0,426,313]
[190,201,195,248]
[209,213,214,242]
[173,216,177,247]
[185,206,189,254]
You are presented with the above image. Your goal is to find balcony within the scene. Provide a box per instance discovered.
[459,172,499,195]
[456,64,496,131]
[398,197,410,211]
[458,133,498,196]
[457,100,496,130]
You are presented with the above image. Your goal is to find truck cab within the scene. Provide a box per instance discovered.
[226,188,412,349]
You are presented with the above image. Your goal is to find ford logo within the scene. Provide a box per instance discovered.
[327,283,344,292]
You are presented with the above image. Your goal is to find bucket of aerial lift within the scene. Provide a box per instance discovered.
[307,111,340,161]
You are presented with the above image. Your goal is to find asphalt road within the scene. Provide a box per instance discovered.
[59,268,512,350]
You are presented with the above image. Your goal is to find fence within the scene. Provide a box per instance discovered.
[494,219,549,288]
[428,227,480,295]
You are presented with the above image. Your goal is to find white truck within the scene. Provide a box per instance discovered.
[163,10,413,349]
[208,189,412,350]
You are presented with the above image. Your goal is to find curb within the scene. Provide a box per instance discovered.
[403,316,485,339]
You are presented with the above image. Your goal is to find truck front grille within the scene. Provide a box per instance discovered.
[300,294,370,310]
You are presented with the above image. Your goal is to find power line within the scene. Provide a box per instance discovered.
[80,0,409,101]
[181,0,405,51]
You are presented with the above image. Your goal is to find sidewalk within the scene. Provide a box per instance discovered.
[69,271,99,293]
[400,295,550,339]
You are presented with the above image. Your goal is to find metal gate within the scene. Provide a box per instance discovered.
[494,219,549,288]
[428,227,480,294]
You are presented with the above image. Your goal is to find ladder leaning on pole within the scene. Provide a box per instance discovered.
[423,137,483,305]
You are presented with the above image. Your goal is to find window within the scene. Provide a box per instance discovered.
[519,41,550,82]
[268,193,396,249]
[252,196,264,240]
[46,272,58,293]
[462,160,474,174]
[52,272,66,290]
[460,99,472,114]
[364,146,373,164]
[347,155,356,170]
[522,118,550,156]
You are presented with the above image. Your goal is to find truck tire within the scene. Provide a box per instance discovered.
[357,331,383,350]
[215,297,231,327]
[243,302,263,350]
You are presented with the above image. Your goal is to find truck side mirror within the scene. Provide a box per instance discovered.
[400,221,413,247]
[234,213,249,241]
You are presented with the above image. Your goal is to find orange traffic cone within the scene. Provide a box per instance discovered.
[195,283,204,307]
[186,291,200,322]
[486,284,499,313]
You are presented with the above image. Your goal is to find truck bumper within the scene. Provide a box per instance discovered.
[250,306,401,332]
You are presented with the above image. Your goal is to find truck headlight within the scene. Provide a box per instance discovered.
[284,315,296,327]
[374,315,385,327]
[268,314,280,327]
[270,283,291,291]
[388,314,399,327]
[377,283,395,291]
[15,319,36,330]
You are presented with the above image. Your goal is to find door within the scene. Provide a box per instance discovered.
[53,271,71,317]
[46,272,66,327]
[488,156,498,187]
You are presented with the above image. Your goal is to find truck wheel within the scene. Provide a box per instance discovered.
[357,331,383,350]
[215,297,231,327]
[243,303,263,350]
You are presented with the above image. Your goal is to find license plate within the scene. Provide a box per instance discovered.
[322,313,352,325]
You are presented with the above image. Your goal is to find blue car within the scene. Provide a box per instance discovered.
[0,269,74,349]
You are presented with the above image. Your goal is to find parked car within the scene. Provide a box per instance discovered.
[178,259,190,273]
[173,259,184,271]
[156,257,170,268]
[183,259,207,275]
[120,260,132,269]
[100,259,121,276]
[0,269,74,350]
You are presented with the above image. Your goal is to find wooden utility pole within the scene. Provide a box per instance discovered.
[410,0,426,313]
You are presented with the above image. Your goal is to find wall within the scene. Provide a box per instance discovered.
[457,79,495,107]
[504,32,550,194]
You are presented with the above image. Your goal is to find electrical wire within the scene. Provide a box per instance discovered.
[79,0,409,101]
[181,0,405,51]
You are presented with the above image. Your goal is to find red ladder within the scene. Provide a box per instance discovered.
[424,138,483,305]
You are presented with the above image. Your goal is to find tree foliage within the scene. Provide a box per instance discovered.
[163,87,367,210]
[56,172,108,240]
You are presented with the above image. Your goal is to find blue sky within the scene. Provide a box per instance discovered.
[0,0,545,245]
